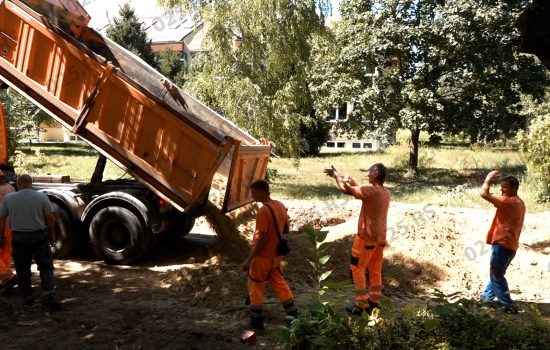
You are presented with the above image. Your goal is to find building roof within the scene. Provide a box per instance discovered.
[78,0,199,43]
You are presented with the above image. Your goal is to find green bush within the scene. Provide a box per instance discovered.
[278,292,550,350]
[428,134,443,147]
[518,116,550,201]
[299,117,331,157]
[277,234,550,350]
[13,148,48,174]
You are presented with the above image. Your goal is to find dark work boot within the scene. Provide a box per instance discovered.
[241,315,265,331]
[368,299,379,310]
[241,306,265,331]
[22,295,35,307]
[346,304,371,316]
[0,275,17,296]
[283,299,299,318]
[41,293,62,313]
[501,304,519,314]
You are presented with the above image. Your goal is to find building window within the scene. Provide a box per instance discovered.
[337,142,346,148]
[326,103,348,122]
[326,142,335,148]
[337,103,347,120]
[363,142,372,149]
[352,143,361,148]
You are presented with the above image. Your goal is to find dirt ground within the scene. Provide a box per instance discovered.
[0,199,549,349]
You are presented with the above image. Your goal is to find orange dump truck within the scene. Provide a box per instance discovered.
[0,0,271,263]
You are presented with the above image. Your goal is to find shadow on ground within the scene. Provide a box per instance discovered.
[285,233,446,299]
[0,254,251,349]
[523,239,550,253]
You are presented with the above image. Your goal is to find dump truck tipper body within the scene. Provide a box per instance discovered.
[0,0,270,263]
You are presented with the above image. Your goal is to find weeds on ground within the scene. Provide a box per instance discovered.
[277,227,550,350]
[13,148,48,173]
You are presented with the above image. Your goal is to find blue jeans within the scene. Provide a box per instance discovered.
[482,244,516,305]
[11,230,55,303]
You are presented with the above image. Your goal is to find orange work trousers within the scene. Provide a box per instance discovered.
[350,235,383,308]
[0,228,14,285]
[248,255,293,307]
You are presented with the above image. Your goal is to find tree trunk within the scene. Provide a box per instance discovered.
[408,128,420,176]
[469,129,478,144]
[90,155,107,184]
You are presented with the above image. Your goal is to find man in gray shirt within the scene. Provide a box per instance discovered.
[0,174,60,312]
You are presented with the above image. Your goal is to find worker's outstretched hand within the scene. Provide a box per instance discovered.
[485,170,501,182]
[323,165,338,178]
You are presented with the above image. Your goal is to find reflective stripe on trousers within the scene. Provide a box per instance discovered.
[350,235,383,307]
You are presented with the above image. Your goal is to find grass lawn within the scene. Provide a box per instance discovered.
[269,145,550,213]
[12,142,550,212]
[15,143,129,181]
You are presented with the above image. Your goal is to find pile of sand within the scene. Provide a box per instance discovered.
[161,200,348,312]
[161,200,550,319]
[161,257,248,311]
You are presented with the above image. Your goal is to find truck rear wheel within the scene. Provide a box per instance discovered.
[165,212,196,240]
[89,207,152,264]
[50,202,75,258]
[177,214,196,237]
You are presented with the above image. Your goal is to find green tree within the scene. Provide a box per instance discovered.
[521,116,550,172]
[0,89,52,159]
[518,94,550,201]
[311,0,549,175]
[156,48,187,86]
[158,0,333,156]
[107,3,156,66]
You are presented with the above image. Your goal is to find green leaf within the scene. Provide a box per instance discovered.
[317,242,331,254]
[320,270,332,281]
[315,230,329,242]
[422,319,440,332]
[306,336,325,346]
[319,255,331,265]
[304,227,317,244]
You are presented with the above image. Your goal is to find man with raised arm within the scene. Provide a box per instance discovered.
[479,171,525,314]
[324,163,390,316]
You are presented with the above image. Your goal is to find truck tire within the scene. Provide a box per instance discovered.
[50,202,75,258]
[178,214,196,237]
[89,207,152,264]
[177,213,195,237]
[166,213,196,239]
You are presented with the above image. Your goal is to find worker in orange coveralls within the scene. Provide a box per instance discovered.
[324,163,390,316]
[242,179,298,330]
[0,169,16,294]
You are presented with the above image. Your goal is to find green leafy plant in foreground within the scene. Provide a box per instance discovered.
[303,226,332,301]
[277,228,550,349]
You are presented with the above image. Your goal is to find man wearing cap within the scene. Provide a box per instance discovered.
[0,174,60,312]
[0,169,16,293]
